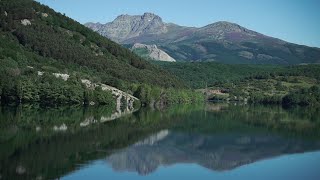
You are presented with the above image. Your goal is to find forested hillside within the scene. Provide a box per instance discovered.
[157,62,320,88]
[157,62,320,106]
[0,0,198,106]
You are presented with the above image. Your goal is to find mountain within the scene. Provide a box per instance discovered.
[86,13,320,64]
[86,13,168,43]
[0,0,186,105]
[131,43,176,62]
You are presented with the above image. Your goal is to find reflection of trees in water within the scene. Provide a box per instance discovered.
[0,105,196,180]
[0,104,139,132]
[204,103,320,138]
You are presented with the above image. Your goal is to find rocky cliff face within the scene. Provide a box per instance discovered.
[86,13,320,64]
[85,13,168,43]
[131,43,176,62]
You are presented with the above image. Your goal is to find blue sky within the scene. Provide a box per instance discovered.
[36,0,320,47]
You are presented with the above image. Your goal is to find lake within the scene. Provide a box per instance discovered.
[1,103,320,180]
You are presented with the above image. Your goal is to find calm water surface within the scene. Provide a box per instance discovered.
[1,104,320,179]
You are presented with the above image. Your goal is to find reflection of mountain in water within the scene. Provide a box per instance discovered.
[106,130,320,175]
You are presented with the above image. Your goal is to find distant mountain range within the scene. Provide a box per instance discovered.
[86,13,320,64]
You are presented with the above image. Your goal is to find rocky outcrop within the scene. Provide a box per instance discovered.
[34,70,139,111]
[21,19,31,26]
[41,13,48,17]
[238,51,254,59]
[81,79,139,112]
[36,71,70,81]
[53,73,70,81]
[131,43,176,62]
[257,54,274,60]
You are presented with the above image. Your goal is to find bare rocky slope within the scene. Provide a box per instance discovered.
[131,43,176,62]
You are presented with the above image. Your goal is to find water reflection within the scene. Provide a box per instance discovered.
[107,130,320,175]
[0,103,320,179]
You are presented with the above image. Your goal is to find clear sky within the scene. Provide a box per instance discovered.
[36,0,320,48]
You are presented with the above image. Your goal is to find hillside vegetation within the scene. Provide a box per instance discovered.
[157,62,320,106]
[156,62,283,88]
[0,0,203,106]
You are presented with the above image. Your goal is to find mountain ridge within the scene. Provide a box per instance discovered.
[86,13,320,64]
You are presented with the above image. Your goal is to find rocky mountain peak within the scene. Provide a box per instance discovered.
[142,12,158,19]
[202,21,248,33]
[85,12,167,43]
[196,21,259,41]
